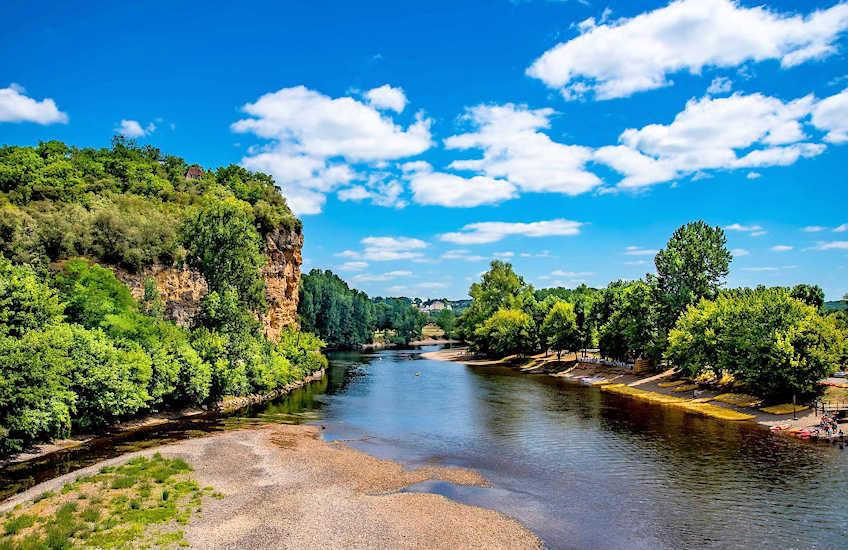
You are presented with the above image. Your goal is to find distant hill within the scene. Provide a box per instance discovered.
[824,300,848,311]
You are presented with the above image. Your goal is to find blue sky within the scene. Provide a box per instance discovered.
[2,0,848,299]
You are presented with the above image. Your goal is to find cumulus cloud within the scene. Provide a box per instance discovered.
[337,261,369,272]
[731,248,750,257]
[811,87,848,143]
[802,225,827,232]
[408,171,516,207]
[623,246,658,256]
[812,241,848,250]
[0,84,68,124]
[441,249,487,262]
[445,103,600,196]
[707,77,733,95]
[527,0,848,100]
[595,92,825,188]
[338,236,429,261]
[115,119,156,138]
[834,223,848,232]
[353,270,413,282]
[232,85,431,214]
[337,174,407,208]
[440,219,584,245]
[365,84,408,113]
[725,223,766,236]
[770,244,793,252]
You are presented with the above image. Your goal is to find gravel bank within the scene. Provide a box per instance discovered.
[2,425,541,549]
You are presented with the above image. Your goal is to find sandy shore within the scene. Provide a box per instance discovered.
[1,425,541,549]
[422,347,824,433]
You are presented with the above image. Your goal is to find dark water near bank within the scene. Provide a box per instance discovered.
[3,346,848,549]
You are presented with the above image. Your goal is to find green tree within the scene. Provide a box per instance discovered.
[459,261,525,350]
[474,309,535,357]
[541,300,579,359]
[182,199,266,311]
[0,258,63,338]
[790,283,825,310]
[434,309,457,340]
[652,221,731,337]
[597,280,655,362]
[667,287,843,401]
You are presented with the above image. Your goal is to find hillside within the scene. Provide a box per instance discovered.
[0,138,323,456]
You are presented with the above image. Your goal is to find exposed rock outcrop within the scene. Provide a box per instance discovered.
[118,224,303,339]
[261,225,304,340]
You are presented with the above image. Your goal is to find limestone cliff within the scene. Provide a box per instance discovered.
[260,225,304,340]
[119,224,303,339]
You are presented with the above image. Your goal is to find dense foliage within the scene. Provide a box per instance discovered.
[0,139,323,457]
[456,221,845,402]
[298,269,427,348]
[0,138,299,271]
[667,288,841,400]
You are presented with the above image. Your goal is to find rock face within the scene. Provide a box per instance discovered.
[119,224,303,339]
[260,225,304,340]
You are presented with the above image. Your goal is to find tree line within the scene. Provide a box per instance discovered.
[0,139,325,457]
[457,221,847,402]
[298,269,428,348]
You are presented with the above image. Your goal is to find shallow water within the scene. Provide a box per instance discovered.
[2,346,847,549]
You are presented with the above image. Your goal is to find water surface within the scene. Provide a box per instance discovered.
[2,346,846,549]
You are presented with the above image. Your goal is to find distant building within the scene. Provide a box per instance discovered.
[185,165,204,180]
[419,300,451,314]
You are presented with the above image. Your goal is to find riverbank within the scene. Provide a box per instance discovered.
[422,347,824,435]
[2,425,541,549]
[1,369,326,467]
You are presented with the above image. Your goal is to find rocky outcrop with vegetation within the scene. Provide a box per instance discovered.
[0,138,322,457]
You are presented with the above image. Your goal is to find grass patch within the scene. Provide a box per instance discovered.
[0,453,210,549]
[760,403,810,415]
[713,393,763,408]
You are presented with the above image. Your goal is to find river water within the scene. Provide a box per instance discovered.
[3,346,847,549]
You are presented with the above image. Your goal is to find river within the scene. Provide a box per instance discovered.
[2,345,847,549]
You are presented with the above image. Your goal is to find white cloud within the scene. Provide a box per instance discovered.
[408,171,516,207]
[596,92,824,189]
[441,249,487,262]
[353,270,413,282]
[445,104,600,196]
[624,246,658,256]
[802,226,827,232]
[440,218,584,245]
[494,251,515,258]
[834,224,848,233]
[0,84,68,124]
[741,266,780,272]
[811,87,848,143]
[770,244,793,252]
[417,281,448,290]
[364,84,408,113]
[337,176,407,208]
[707,77,733,95]
[527,0,848,100]
[115,119,156,138]
[232,85,431,214]
[731,248,750,257]
[812,241,848,250]
[746,171,762,179]
[551,270,595,277]
[337,261,369,272]
[725,223,765,234]
[624,259,649,266]
[338,236,429,261]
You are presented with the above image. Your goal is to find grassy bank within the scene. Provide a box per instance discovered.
[0,453,216,549]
